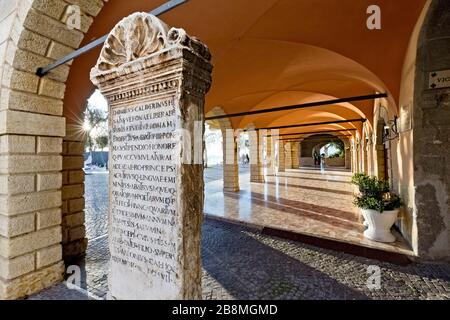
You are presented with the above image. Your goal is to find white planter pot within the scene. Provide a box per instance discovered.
[361,208,398,243]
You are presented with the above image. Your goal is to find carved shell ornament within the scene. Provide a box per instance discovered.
[96,12,188,72]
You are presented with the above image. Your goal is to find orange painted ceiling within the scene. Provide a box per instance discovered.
[63,0,427,135]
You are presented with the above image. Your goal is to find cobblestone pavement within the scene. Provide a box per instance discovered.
[28,173,450,300]
[84,172,109,239]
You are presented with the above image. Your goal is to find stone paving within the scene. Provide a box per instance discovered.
[205,166,412,255]
[28,171,450,300]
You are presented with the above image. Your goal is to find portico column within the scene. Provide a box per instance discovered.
[291,141,300,169]
[365,136,373,175]
[284,142,293,169]
[298,140,303,167]
[351,141,358,173]
[265,132,277,176]
[277,140,286,173]
[223,129,239,191]
[355,140,361,173]
[344,140,351,170]
[249,130,264,183]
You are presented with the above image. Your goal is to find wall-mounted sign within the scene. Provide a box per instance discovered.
[429,70,450,89]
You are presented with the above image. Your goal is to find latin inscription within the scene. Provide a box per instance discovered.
[109,97,179,296]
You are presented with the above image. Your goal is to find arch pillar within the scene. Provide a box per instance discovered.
[284,142,293,169]
[411,0,450,260]
[61,125,88,262]
[207,107,239,192]
[355,141,361,173]
[0,0,106,299]
[264,132,277,176]
[277,140,285,173]
[223,129,240,192]
[291,141,300,169]
[362,138,368,174]
[375,120,387,180]
[353,140,360,173]
[249,129,264,183]
[344,140,351,170]
[366,134,374,175]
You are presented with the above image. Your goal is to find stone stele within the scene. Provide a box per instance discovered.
[90,12,212,300]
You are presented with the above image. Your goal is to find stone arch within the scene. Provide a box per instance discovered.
[205,106,239,191]
[300,134,346,168]
[0,0,107,299]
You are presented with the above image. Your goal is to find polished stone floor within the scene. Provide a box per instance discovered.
[204,165,413,256]
[27,172,450,300]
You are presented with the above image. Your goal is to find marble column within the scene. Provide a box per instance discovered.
[90,13,212,300]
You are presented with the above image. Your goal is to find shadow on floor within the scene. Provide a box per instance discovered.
[201,219,369,300]
[273,174,350,184]
[224,191,361,230]
[264,181,353,196]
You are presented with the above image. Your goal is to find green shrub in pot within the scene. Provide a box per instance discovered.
[351,173,403,242]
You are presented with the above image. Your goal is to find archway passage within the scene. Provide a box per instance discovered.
[2,0,450,300]
[299,134,348,169]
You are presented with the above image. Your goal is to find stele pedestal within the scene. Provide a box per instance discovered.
[90,12,212,300]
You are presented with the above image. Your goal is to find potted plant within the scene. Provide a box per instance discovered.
[351,173,402,243]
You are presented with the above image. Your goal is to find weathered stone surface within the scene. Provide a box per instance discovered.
[0,253,35,280]
[0,213,35,237]
[36,245,62,269]
[0,261,64,300]
[0,191,61,216]
[1,88,63,115]
[413,0,450,260]
[249,130,264,183]
[0,135,35,154]
[0,226,62,258]
[0,155,62,174]
[0,110,65,136]
[37,137,63,154]
[37,173,62,191]
[91,12,212,300]
[36,208,62,230]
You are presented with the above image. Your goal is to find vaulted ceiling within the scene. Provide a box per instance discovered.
[63,0,428,136]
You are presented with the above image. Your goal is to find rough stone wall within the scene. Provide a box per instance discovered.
[0,0,106,299]
[391,1,431,254]
[413,0,450,260]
